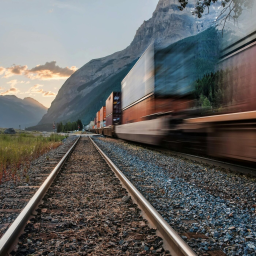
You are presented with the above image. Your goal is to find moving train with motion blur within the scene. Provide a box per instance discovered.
[87,6,256,166]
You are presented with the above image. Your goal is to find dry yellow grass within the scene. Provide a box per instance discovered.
[0,133,66,184]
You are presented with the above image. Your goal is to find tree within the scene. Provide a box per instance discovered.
[77,119,83,131]
[178,0,252,30]
[57,122,63,133]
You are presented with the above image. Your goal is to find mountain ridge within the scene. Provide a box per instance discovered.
[0,95,48,129]
[34,0,217,130]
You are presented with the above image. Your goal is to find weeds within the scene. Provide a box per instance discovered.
[0,133,66,184]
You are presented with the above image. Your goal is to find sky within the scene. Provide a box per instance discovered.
[0,0,158,108]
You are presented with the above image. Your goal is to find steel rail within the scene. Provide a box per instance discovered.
[0,136,80,256]
[89,137,196,256]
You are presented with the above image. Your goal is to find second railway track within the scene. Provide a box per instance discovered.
[0,136,196,256]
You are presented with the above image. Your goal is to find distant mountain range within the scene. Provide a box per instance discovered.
[31,0,219,131]
[0,95,47,129]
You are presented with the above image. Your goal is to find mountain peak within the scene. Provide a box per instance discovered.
[3,95,18,99]
[23,97,48,109]
[0,95,48,129]
[36,0,217,129]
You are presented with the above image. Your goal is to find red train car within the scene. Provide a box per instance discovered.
[97,111,100,129]
[106,92,122,126]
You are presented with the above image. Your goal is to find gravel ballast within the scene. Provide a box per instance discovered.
[93,137,256,256]
[13,137,168,255]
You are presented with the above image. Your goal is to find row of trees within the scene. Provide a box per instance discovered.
[194,69,232,111]
[57,119,83,133]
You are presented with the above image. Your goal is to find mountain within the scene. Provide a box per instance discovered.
[0,96,47,129]
[35,0,218,130]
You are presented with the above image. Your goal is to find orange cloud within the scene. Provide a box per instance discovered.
[28,84,44,93]
[7,79,18,87]
[4,65,28,78]
[0,67,5,75]
[43,91,56,97]
[0,81,20,95]
[27,84,56,97]
[1,61,77,80]
[26,61,77,80]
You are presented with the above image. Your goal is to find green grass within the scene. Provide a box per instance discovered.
[0,133,67,184]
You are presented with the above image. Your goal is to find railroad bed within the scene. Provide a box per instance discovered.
[93,136,256,256]
[9,137,171,255]
[0,136,78,239]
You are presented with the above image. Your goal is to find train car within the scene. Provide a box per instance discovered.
[116,28,218,145]
[99,106,106,129]
[87,3,256,165]
[103,92,122,137]
[165,3,256,164]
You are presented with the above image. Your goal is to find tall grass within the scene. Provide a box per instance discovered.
[0,133,66,184]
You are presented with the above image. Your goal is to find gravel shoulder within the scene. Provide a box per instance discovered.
[13,137,169,255]
[93,136,256,256]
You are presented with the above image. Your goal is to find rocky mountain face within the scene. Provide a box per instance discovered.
[0,96,47,129]
[37,0,215,129]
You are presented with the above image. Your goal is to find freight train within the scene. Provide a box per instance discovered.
[87,10,256,165]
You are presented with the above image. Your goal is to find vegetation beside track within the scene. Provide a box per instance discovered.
[0,133,67,184]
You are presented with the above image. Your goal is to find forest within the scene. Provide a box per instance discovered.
[57,119,83,132]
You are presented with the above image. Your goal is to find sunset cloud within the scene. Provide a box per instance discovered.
[1,61,77,80]
[7,79,18,87]
[26,61,77,80]
[4,65,28,78]
[0,88,19,95]
[0,67,5,75]
[0,81,19,95]
[28,84,44,93]
[27,84,56,97]
[43,91,56,97]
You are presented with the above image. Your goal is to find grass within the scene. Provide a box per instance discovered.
[0,133,67,184]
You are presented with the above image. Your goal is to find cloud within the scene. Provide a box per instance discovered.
[28,84,44,93]
[7,79,18,87]
[27,84,56,97]
[0,81,20,95]
[0,87,3,91]
[49,9,54,13]
[0,87,19,95]
[0,67,5,75]
[26,61,77,80]
[43,91,56,97]
[4,65,28,78]
[1,61,77,80]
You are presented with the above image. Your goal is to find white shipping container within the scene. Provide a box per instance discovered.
[121,43,154,110]
[100,121,106,128]
[89,121,95,129]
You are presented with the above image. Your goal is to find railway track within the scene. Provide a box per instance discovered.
[92,136,256,256]
[0,136,196,256]
[0,136,80,255]
[0,136,78,238]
